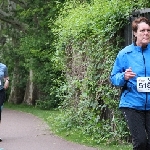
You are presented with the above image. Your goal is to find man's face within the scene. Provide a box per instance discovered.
[134,22,150,47]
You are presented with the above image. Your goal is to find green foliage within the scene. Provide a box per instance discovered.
[52,0,150,145]
[2,0,150,146]
[7,0,65,107]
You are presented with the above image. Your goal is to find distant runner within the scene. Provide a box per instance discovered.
[0,63,9,142]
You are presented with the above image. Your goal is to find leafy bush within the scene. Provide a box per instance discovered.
[52,0,150,144]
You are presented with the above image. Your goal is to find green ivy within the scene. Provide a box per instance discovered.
[52,0,150,144]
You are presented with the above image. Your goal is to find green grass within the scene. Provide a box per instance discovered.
[4,103,132,150]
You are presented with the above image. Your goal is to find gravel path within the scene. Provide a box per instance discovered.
[0,108,98,150]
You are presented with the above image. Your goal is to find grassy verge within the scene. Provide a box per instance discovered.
[4,103,132,150]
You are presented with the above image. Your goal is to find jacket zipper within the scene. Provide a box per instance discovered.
[142,49,147,110]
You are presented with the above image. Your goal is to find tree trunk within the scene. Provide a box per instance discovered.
[23,69,38,105]
[8,60,25,104]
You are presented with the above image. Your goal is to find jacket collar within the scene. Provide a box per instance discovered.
[131,43,150,52]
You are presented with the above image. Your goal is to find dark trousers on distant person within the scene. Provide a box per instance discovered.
[120,108,150,150]
[0,89,5,122]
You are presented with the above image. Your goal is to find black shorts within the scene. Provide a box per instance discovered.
[0,89,5,121]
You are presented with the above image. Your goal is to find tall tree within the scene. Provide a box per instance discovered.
[0,0,65,106]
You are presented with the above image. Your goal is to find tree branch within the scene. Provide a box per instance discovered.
[0,9,10,17]
[10,0,27,9]
[0,9,27,32]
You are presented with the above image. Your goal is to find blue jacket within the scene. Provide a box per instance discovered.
[110,43,150,110]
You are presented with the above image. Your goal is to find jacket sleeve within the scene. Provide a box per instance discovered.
[4,66,8,77]
[110,52,127,87]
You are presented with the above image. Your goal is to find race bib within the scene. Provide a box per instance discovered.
[137,77,150,92]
